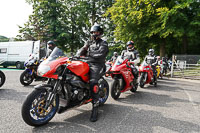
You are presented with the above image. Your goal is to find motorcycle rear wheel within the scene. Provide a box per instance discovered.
[98,78,109,105]
[20,70,34,86]
[0,70,6,87]
[111,79,121,100]
[21,89,59,126]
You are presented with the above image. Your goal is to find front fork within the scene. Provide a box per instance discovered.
[44,66,68,110]
[142,72,147,82]
[44,79,61,110]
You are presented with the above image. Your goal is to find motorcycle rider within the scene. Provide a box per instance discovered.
[109,52,118,62]
[144,49,158,83]
[121,41,140,83]
[162,56,168,75]
[157,56,161,65]
[46,40,56,58]
[78,24,109,122]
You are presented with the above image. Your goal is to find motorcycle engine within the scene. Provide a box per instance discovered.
[71,87,86,101]
[65,74,88,101]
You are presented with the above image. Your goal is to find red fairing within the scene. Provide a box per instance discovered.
[110,59,134,92]
[67,61,89,82]
[111,63,126,72]
[139,65,152,72]
[120,69,134,92]
[43,57,68,79]
[139,62,154,84]
[110,59,128,72]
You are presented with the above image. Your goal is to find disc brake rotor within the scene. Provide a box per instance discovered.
[31,93,55,118]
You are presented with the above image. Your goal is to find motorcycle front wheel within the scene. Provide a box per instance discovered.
[0,70,6,87]
[111,79,121,100]
[154,75,157,87]
[20,70,34,86]
[139,73,145,88]
[130,81,138,92]
[21,89,59,126]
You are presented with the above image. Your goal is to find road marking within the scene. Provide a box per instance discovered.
[182,89,199,115]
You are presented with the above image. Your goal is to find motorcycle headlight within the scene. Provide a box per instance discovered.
[37,65,51,77]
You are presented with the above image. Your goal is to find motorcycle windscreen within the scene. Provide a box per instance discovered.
[111,56,125,71]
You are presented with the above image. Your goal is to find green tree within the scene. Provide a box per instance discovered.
[17,0,69,51]
[106,0,200,58]
[19,0,114,53]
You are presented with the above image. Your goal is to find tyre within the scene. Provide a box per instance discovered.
[98,78,109,106]
[111,79,121,100]
[21,89,59,126]
[130,81,138,93]
[139,73,145,88]
[0,70,6,87]
[154,75,157,87]
[16,62,22,69]
[20,70,34,86]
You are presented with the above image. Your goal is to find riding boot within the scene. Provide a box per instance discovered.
[90,100,99,122]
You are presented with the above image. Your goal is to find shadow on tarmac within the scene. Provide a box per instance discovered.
[32,103,200,133]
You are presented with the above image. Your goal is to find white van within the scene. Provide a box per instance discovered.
[0,41,41,69]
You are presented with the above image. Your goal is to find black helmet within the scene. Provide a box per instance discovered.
[47,41,55,45]
[90,24,103,35]
[47,40,56,50]
[149,49,154,56]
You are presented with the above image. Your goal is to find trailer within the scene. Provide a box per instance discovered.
[0,41,41,69]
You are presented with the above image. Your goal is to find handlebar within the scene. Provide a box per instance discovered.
[69,56,89,62]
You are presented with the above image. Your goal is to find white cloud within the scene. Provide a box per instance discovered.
[0,0,32,38]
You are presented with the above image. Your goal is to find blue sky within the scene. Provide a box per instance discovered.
[0,0,32,38]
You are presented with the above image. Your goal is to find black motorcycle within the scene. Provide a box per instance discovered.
[20,55,46,86]
[0,70,5,87]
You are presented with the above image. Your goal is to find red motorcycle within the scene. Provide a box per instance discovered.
[105,60,114,77]
[138,60,157,88]
[21,47,109,126]
[110,56,138,99]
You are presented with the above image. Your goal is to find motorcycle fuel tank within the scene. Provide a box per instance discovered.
[67,61,89,82]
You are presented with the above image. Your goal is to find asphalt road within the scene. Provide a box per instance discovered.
[0,70,200,133]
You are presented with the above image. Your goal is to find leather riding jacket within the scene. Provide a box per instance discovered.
[78,39,109,63]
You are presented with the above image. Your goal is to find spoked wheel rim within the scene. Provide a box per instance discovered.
[98,79,109,105]
[29,91,57,122]
[99,87,108,101]
[23,73,33,84]
[99,87,109,103]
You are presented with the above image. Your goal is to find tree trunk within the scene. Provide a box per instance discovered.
[181,35,188,54]
[92,1,96,25]
[71,13,75,53]
[160,38,166,57]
